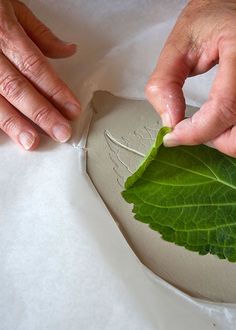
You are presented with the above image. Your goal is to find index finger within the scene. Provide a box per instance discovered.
[145,39,192,127]
[164,45,236,147]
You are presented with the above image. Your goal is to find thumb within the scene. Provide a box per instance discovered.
[146,39,192,127]
[12,0,77,59]
[163,47,236,148]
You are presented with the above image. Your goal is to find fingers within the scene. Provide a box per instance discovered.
[0,94,39,150]
[0,0,80,150]
[163,50,236,147]
[210,126,236,157]
[146,36,193,127]
[12,0,77,59]
[0,53,72,143]
[0,15,81,120]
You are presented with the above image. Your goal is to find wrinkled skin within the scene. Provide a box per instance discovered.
[0,0,80,150]
[146,0,236,157]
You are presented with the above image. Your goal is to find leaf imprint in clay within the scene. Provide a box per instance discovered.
[122,127,236,262]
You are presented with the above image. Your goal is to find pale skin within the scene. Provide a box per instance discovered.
[0,0,80,150]
[146,0,236,157]
[1,1,236,155]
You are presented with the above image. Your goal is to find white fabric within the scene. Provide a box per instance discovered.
[0,1,233,329]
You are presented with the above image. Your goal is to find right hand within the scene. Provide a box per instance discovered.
[146,0,236,157]
[0,0,81,151]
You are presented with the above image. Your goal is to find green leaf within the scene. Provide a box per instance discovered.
[122,127,236,262]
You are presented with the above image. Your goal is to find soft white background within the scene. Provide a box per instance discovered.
[0,1,233,329]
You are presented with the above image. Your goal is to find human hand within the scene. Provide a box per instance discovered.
[146,0,236,157]
[0,0,80,150]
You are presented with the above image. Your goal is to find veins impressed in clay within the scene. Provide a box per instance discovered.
[104,122,160,187]
[105,130,145,157]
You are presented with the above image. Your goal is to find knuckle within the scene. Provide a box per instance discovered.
[34,24,52,40]
[145,80,160,100]
[0,74,24,100]
[33,106,51,125]
[19,53,45,77]
[217,97,236,125]
[0,9,19,43]
[48,84,66,101]
[0,16,16,40]
[0,115,18,134]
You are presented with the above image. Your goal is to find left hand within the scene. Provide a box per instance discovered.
[0,0,80,150]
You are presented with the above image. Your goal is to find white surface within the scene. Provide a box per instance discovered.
[87,92,236,303]
[0,1,234,329]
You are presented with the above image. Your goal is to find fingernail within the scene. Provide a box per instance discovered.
[57,37,77,45]
[19,132,35,150]
[64,42,77,47]
[52,124,71,143]
[161,112,172,127]
[61,40,77,49]
[64,102,81,116]
[163,133,179,147]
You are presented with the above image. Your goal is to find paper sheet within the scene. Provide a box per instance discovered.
[0,1,234,329]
